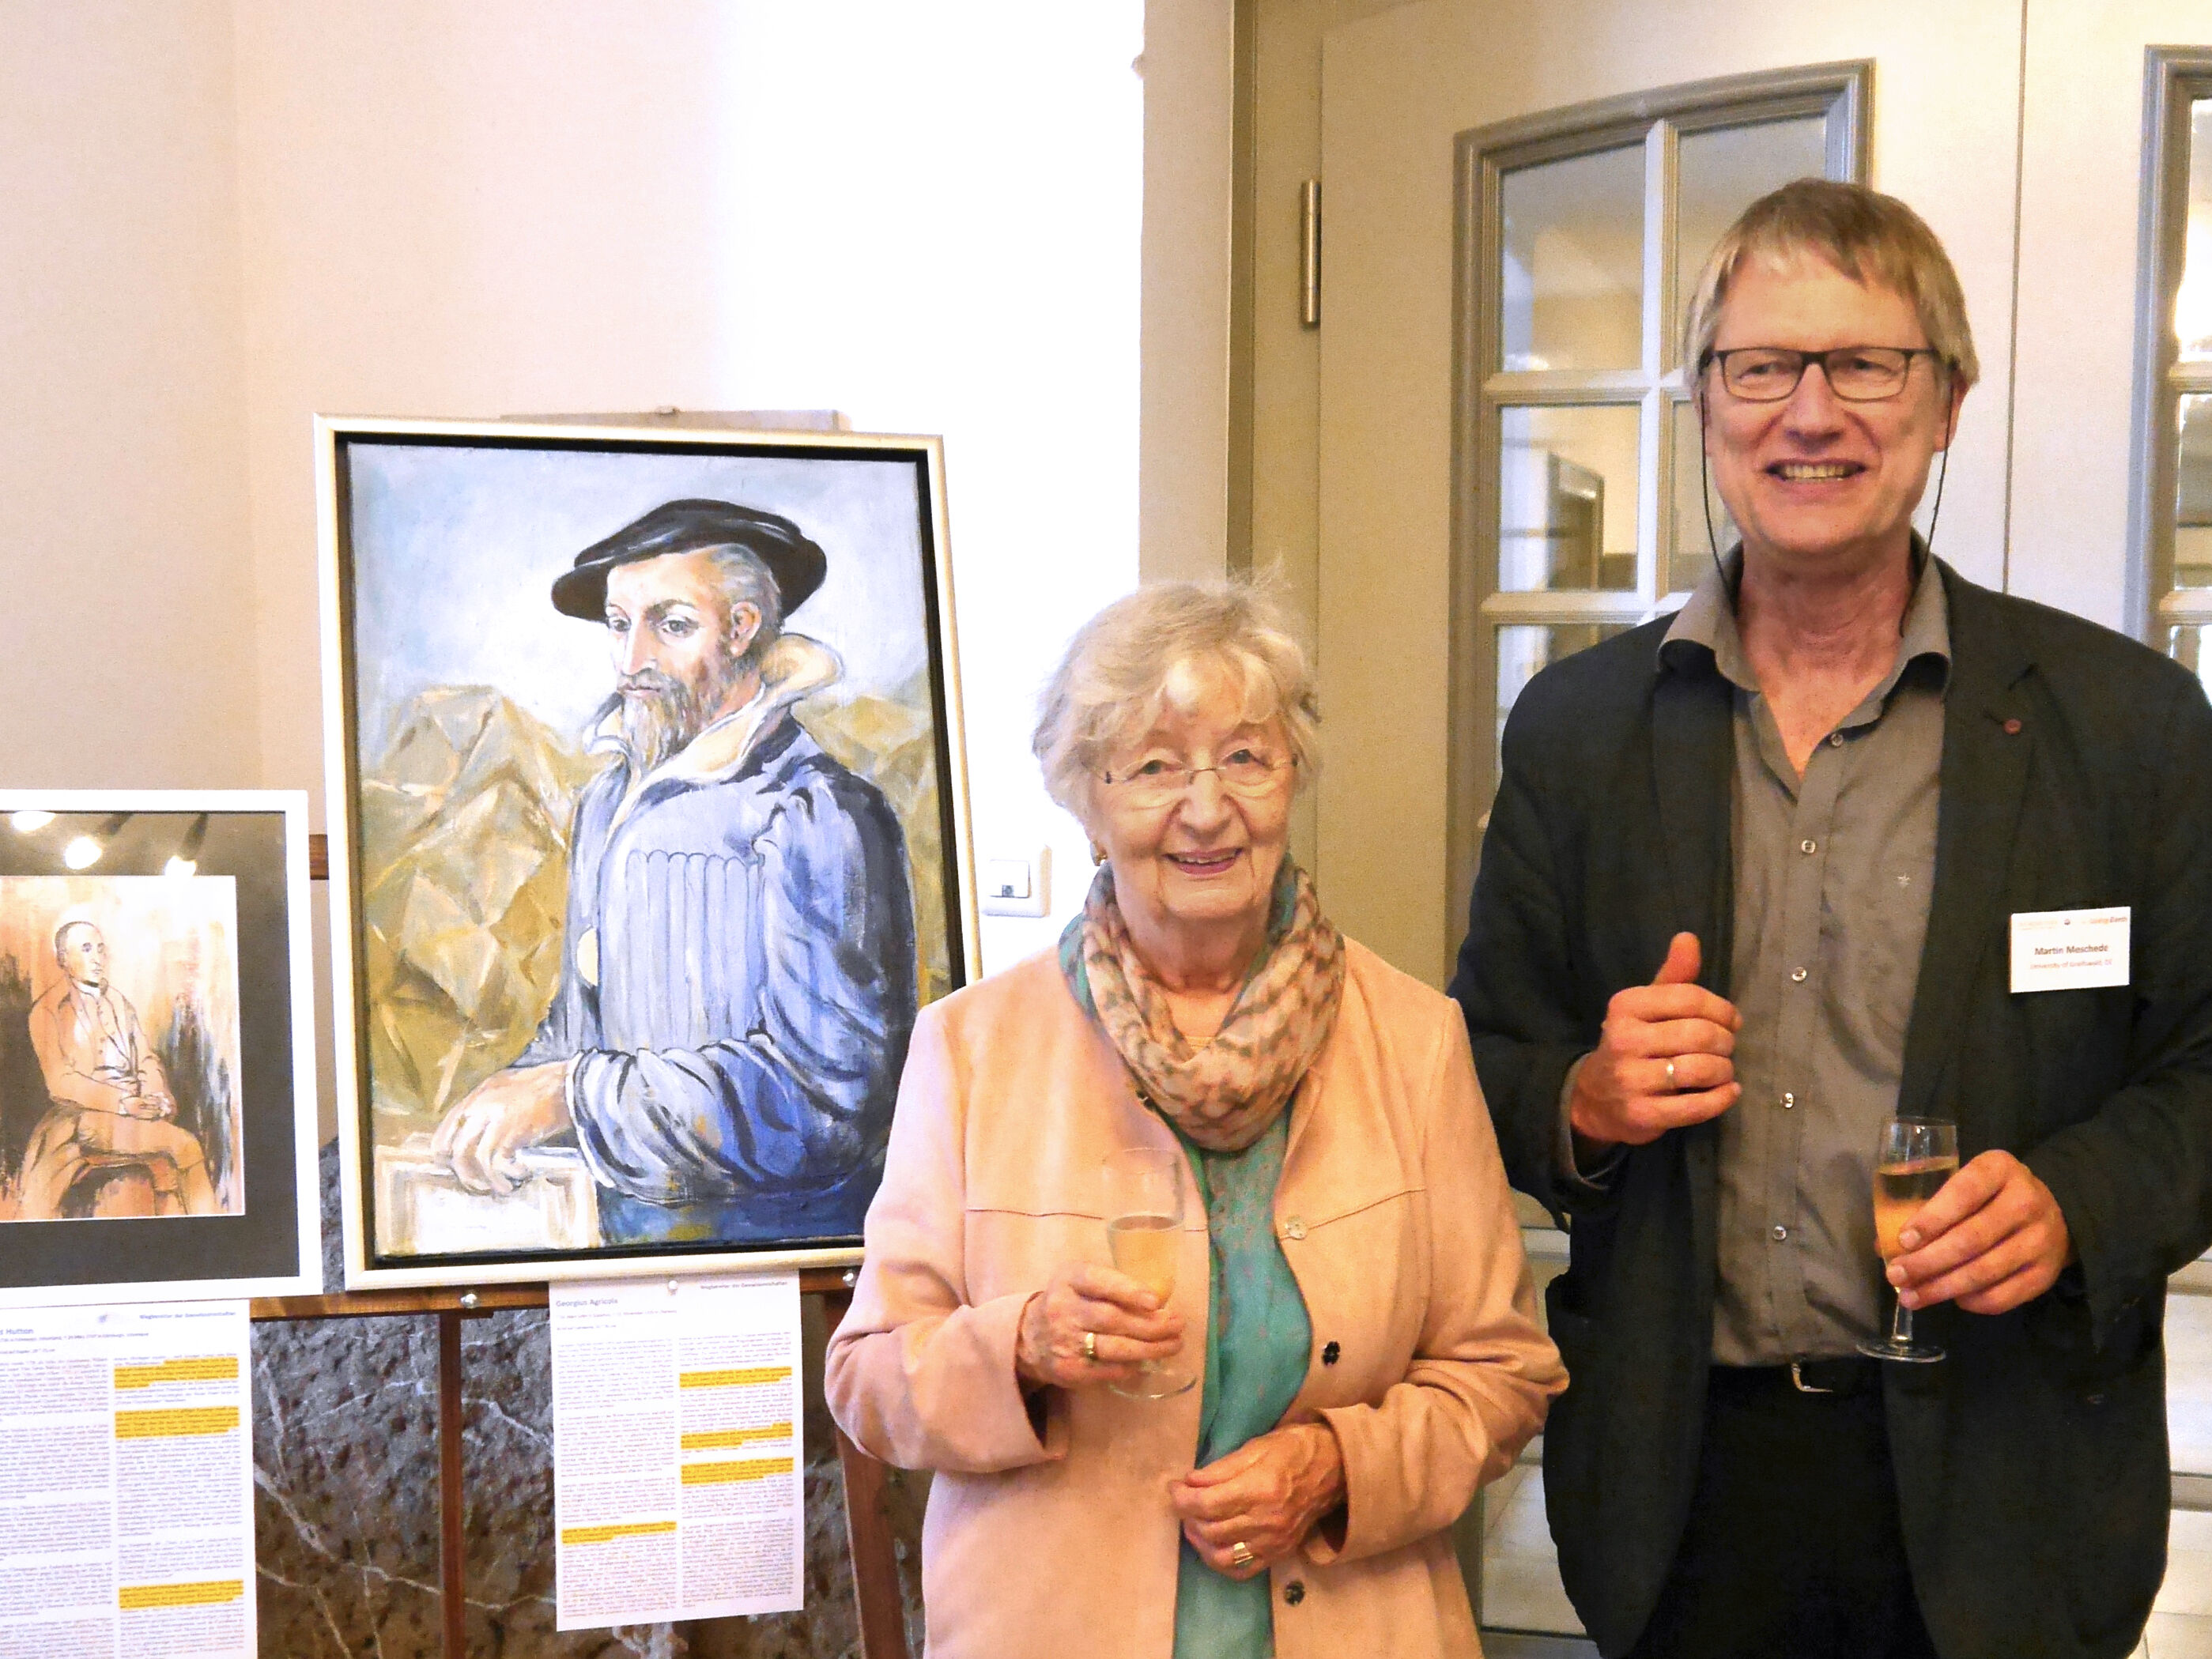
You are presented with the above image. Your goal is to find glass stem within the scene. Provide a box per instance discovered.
[1891,1294,1913,1348]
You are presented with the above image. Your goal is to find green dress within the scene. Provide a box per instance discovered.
[1171,1113,1314,1659]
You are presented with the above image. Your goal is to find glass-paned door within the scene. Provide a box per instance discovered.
[1445,68,1868,954]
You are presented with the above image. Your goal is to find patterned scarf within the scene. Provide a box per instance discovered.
[1058,860,1346,1152]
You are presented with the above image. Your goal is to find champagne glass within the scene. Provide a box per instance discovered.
[1857,1117,1959,1363]
[1102,1147,1195,1399]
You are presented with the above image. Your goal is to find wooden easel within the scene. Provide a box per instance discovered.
[289,833,911,1659]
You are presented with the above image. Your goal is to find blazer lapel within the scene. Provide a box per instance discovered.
[1898,568,2036,1122]
[1650,653,1736,1284]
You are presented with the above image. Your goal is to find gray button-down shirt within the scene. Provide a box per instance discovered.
[1660,556,1950,1363]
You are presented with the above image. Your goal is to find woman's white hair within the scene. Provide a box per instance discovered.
[1032,579,1319,827]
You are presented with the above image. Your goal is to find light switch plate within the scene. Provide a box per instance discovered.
[980,847,1050,917]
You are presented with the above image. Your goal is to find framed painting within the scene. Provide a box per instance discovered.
[0,790,320,1305]
[318,418,978,1288]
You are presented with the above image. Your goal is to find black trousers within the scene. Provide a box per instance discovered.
[1625,1363,1942,1659]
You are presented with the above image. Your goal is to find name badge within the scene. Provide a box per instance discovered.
[2010,907,2131,993]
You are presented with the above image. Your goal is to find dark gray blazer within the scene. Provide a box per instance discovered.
[1450,562,2212,1659]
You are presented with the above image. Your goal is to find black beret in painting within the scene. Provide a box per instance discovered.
[549,498,828,620]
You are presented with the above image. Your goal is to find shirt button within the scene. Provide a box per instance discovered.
[1283,1217,1307,1241]
[1781,1092,1795,1109]
[1772,1224,1789,1242]
[1790,967,1808,983]
[1799,839,1817,854]
[1828,732,1845,747]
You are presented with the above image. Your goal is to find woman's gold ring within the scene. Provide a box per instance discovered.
[1082,1330,1098,1363]
[1230,1541,1255,1569]
[1665,1058,1678,1089]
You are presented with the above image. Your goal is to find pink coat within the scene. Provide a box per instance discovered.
[825,943,1565,1658]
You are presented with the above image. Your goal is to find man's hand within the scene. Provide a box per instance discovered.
[1168,1422,1346,1578]
[432,1061,576,1194]
[1014,1261,1184,1391]
[1888,1149,2072,1314]
[1568,933,1743,1152]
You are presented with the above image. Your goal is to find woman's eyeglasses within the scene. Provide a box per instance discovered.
[1101,749,1291,809]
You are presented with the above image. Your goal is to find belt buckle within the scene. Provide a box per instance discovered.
[1789,1360,1836,1395]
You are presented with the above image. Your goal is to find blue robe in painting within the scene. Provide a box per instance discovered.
[514,685,918,1246]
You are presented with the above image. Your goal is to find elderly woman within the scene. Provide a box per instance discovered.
[826,582,1562,1657]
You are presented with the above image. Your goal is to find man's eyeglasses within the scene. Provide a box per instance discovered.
[1700,345,1946,403]
[1101,748,1292,809]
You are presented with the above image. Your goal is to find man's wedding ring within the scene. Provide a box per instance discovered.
[1230,1541,1255,1569]
[1082,1330,1098,1363]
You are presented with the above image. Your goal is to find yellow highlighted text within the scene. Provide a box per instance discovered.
[115,1357,240,1390]
[115,1407,241,1440]
[678,1367,793,1389]
[119,1580,243,1611]
[561,1521,679,1546]
[681,1457,795,1486]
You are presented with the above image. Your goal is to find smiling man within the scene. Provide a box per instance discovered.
[430,498,917,1246]
[1451,180,2212,1658]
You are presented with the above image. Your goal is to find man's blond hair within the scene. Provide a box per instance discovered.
[1682,178,1979,392]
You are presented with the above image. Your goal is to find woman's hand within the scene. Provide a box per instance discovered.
[1014,1261,1184,1390]
[1168,1420,1346,1578]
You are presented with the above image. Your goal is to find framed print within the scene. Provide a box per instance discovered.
[319,417,979,1288]
[0,790,320,1305]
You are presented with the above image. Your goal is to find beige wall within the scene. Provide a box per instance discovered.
[0,0,259,787]
[6,2,1165,1138]
[1142,0,1239,583]
[228,2,1149,982]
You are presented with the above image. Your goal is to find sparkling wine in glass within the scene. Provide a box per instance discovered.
[1857,1117,1959,1364]
[1103,1146,1195,1399]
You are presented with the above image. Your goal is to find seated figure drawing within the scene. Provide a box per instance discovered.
[15,920,216,1219]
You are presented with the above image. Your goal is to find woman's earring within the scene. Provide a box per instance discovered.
[1091,843,1108,866]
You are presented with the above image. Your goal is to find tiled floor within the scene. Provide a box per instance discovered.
[1479,1462,1584,1637]
[2144,1511,2212,1656]
[2145,1612,2212,1657]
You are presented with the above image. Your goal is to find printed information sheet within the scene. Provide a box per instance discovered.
[0,1300,254,1658]
[551,1273,803,1630]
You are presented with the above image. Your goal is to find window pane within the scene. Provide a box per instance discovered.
[2180,395,2212,590]
[2178,100,2212,363]
[1668,397,1734,594]
[1500,405,1641,591]
[1676,115,1831,350]
[1501,144,1645,372]
[2173,625,2212,697]
[1498,624,1633,758]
